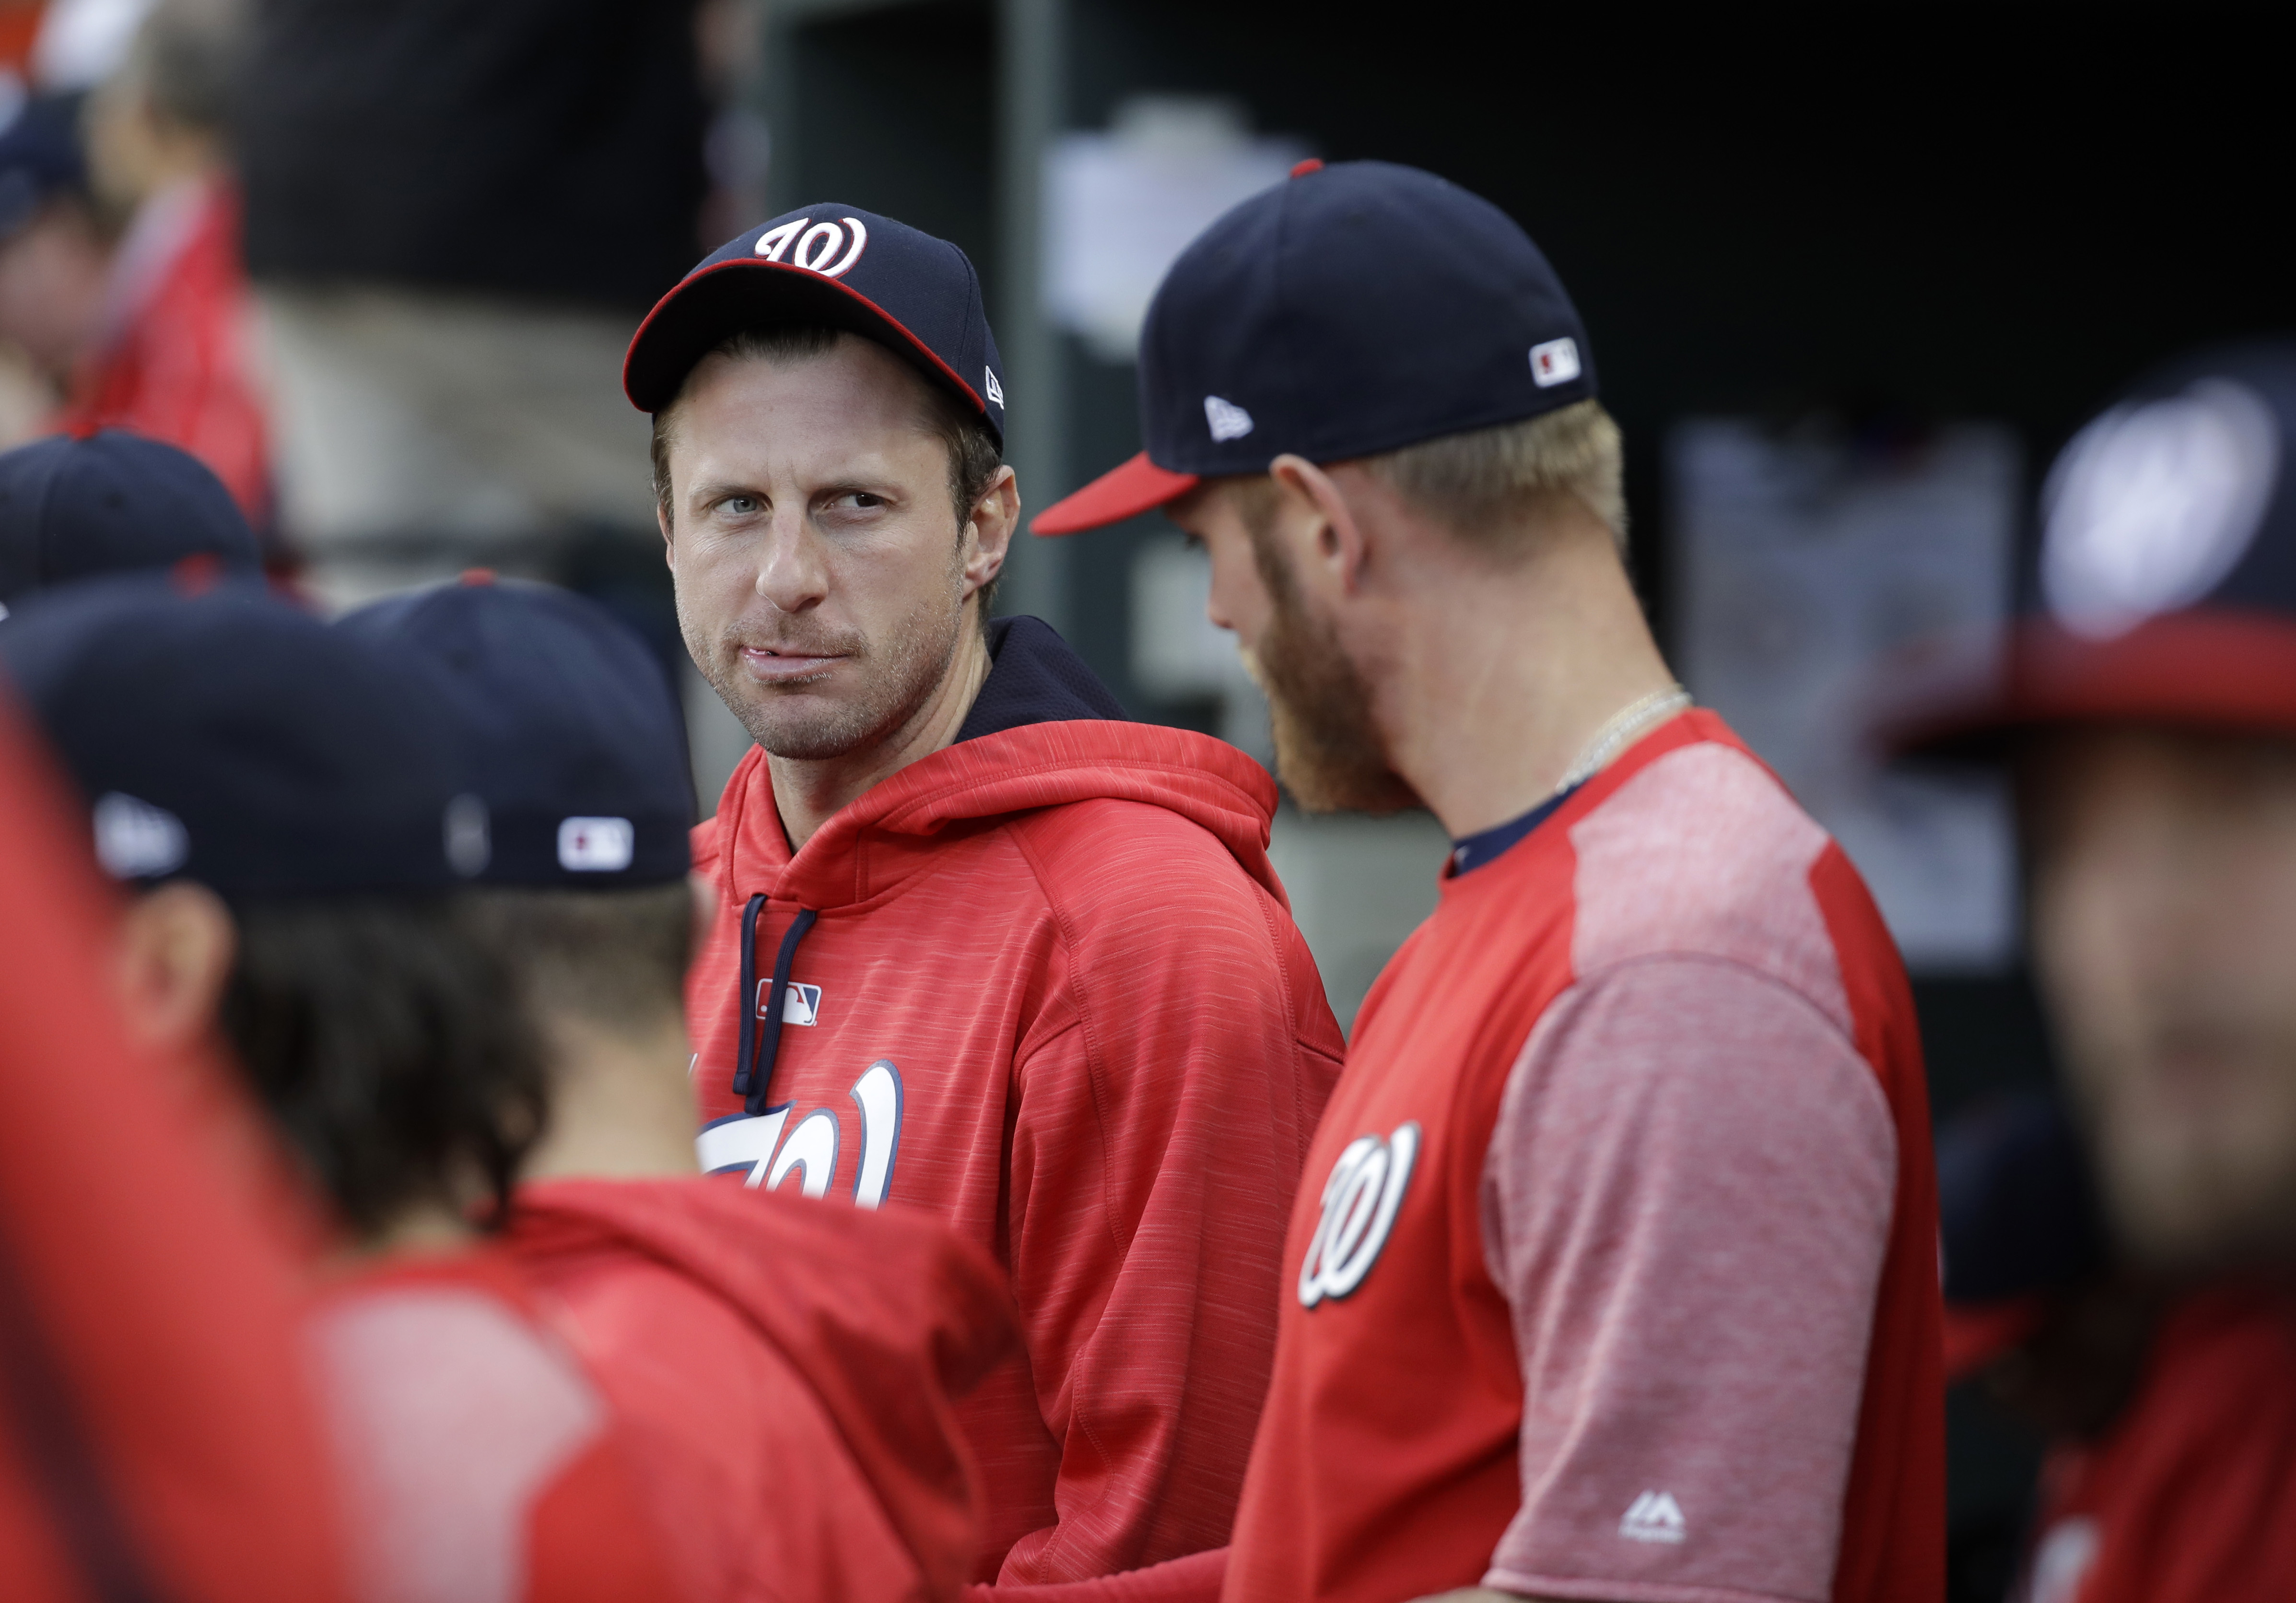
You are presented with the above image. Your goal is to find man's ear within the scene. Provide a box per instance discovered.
[113,881,238,1054]
[1269,453,1371,596]
[963,464,1020,599]
[657,499,676,568]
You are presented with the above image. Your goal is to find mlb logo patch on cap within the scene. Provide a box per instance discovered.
[1531,337,1582,389]
[558,816,636,872]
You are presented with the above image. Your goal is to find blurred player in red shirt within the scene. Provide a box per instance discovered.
[1,577,681,1603]
[59,0,270,525]
[1892,338,2296,1603]
[1038,161,1944,1603]
[0,689,346,1603]
[346,574,1021,1603]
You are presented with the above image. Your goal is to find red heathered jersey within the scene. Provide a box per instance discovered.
[0,705,347,1601]
[686,710,1344,1585]
[2019,1283,2296,1603]
[308,1248,685,1603]
[510,1176,1018,1603]
[1226,712,1945,1603]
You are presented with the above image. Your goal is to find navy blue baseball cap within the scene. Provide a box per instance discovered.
[1033,160,1595,535]
[0,430,262,615]
[0,93,88,243]
[1888,338,2296,758]
[339,576,693,887]
[0,575,484,897]
[622,203,1006,447]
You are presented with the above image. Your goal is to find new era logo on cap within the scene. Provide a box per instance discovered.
[94,790,188,879]
[1205,396,1255,442]
[558,816,636,872]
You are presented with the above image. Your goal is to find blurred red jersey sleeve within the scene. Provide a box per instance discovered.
[0,698,347,1602]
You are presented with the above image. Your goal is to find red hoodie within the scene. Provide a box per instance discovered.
[686,619,1345,1586]
[510,1178,1019,1603]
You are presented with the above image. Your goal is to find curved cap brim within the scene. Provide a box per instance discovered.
[1030,452,1199,536]
[1883,611,2296,763]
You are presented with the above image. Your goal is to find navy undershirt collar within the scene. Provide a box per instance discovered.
[1449,781,1584,876]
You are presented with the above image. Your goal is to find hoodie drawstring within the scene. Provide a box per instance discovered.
[733,894,819,1116]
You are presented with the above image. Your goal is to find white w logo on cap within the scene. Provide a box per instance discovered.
[754,216,870,279]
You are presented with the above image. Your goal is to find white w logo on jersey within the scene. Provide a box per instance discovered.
[1297,1122,1419,1308]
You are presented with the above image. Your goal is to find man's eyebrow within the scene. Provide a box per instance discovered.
[685,476,765,504]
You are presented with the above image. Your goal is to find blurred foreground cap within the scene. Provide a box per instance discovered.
[1935,1088,2109,1380]
[0,576,480,897]
[1032,160,1594,535]
[0,430,262,614]
[1887,338,2296,759]
[0,91,87,243]
[339,576,692,887]
[623,203,1005,448]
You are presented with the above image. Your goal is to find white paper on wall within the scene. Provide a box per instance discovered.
[1043,96,1310,363]
[1671,418,2023,972]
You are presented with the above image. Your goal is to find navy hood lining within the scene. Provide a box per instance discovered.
[955,616,1129,743]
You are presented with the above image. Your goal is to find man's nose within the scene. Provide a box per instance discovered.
[754,508,829,613]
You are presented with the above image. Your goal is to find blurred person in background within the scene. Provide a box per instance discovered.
[630,204,1344,1594]
[238,0,713,612]
[1893,339,2296,1603]
[345,574,1017,1603]
[1037,161,1944,1603]
[0,667,345,1602]
[62,0,271,527]
[0,427,258,616]
[0,90,106,439]
[0,576,686,1603]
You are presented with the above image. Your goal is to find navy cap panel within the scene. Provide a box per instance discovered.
[340,580,692,887]
[624,203,1006,448]
[0,577,469,897]
[2027,339,2296,640]
[1138,161,1595,476]
[0,432,262,607]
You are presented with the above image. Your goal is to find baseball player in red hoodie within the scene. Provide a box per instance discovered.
[346,574,1021,1603]
[1036,162,1945,1603]
[623,206,1346,1588]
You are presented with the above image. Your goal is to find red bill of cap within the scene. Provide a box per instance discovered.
[1884,610,2296,762]
[1941,1295,2048,1383]
[1030,451,1199,537]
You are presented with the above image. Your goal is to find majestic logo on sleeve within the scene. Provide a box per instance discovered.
[1619,1490,1687,1544]
[1297,1121,1420,1308]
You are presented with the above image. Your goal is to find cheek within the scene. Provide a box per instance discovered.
[1207,540,1274,640]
